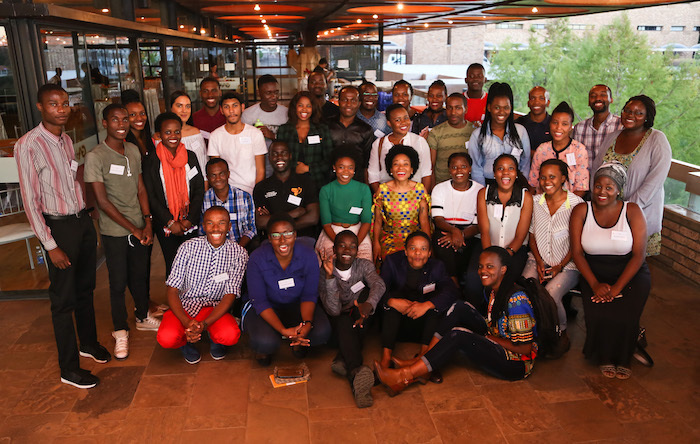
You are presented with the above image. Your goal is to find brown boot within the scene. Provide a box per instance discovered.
[374,360,415,396]
[390,355,420,368]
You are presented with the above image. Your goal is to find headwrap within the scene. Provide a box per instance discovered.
[594,161,627,193]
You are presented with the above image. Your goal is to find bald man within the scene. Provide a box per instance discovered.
[516,86,552,152]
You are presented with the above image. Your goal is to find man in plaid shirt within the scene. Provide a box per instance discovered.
[201,158,257,251]
[157,206,248,363]
[572,84,624,170]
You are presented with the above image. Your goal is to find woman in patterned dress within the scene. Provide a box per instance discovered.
[590,95,671,256]
[371,144,431,265]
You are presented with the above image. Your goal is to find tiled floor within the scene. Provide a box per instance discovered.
[0,257,698,443]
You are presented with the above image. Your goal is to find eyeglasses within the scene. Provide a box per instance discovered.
[269,231,295,240]
[362,93,378,97]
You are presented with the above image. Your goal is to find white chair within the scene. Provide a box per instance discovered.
[0,223,43,269]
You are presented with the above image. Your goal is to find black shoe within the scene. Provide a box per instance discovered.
[60,369,100,389]
[429,369,443,384]
[210,342,227,361]
[256,354,272,367]
[79,343,112,364]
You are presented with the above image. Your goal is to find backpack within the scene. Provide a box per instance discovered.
[516,276,561,358]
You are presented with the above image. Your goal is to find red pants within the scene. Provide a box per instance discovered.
[157,307,241,349]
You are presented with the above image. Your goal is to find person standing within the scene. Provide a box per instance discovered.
[428,93,475,185]
[412,80,448,137]
[208,92,267,196]
[357,81,391,137]
[572,84,623,170]
[85,104,161,360]
[15,84,110,388]
[516,86,551,152]
[463,63,488,126]
[308,70,339,123]
[192,77,226,139]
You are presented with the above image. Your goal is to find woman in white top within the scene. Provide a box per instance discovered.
[170,91,208,175]
[431,152,483,289]
[570,162,649,380]
[367,103,433,193]
[475,153,532,312]
[523,159,583,357]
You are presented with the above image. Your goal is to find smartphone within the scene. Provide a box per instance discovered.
[543,267,553,280]
[276,366,304,379]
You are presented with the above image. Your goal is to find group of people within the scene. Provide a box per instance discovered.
[15,62,671,409]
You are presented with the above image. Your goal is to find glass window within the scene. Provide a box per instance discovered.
[138,39,165,119]
[670,26,685,32]
[0,25,22,145]
[637,26,662,31]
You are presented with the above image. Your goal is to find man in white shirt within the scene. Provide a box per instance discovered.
[208,92,267,195]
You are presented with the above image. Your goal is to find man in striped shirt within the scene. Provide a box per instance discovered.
[572,84,624,170]
[15,84,110,389]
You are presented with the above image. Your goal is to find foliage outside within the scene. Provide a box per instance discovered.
[489,15,700,205]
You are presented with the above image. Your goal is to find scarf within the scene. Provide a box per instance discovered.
[156,142,189,221]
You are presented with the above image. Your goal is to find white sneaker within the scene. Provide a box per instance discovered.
[136,313,161,331]
[112,330,129,360]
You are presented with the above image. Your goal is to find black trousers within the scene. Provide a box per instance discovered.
[381,290,441,349]
[44,214,99,373]
[423,301,526,381]
[154,227,196,278]
[243,304,331,355]
[102,234,150,331]
[330,306,369,380]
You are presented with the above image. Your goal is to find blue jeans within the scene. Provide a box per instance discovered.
[522,254,580,331]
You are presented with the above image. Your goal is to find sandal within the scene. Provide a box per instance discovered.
[600,365,616,378]
[615,366,632,380]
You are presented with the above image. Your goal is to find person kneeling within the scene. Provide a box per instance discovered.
[375,246,537,395]
[157,207,248,363]
[319,230,386,408]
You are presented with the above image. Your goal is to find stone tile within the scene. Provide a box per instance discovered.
[370,390,441,443]
[0,370,40,414]
[0,350,54,371]
[246,367,308,415]
[100,346,154,368]
[548,399,625,441]
[527,357,598,404]
[11,376,81,415]
[0,413,67,443]
[582,375,669,422]
[245,401,309,444]
[180,427,246,442]
[419,364,485,412]
[117,407,187,443]
[482,382,560,434]
[55,419,123,439]
[309,418,376,444]
[306,355,356,410]
[144,344,200,376]
[432,409,507,443]
[68,366,144,420]
[184,361,251,430]
[504,429,571,444]
[53,436,108,444]
[131,374,196,408]
[619,417,700,444]
[308,406,371,423]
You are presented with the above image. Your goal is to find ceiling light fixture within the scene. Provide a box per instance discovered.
[448,20,453,24]
[357,19,362,23]
[372,14,378,19]
[398,3,404,11]
[179,24,185,29]
[532,7,539,13]
[101,8,109,13]
[261,19,266,23]
[424,23,429,28]
[254,4,261,11]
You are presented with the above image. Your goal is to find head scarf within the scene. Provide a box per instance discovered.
[594,161,627,193]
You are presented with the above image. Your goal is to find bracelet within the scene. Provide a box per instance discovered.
[166,219,175,228]
[143,214,152,220]
[302,320,314,329]
[506,246,515,254]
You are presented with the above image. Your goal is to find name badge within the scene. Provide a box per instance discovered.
[611,231,628,241]
[230,213,237,221]
[239,136,252,145]
[511,147,523,157]
[187,166,199,180]
[70,160,79,172]
[350,281,366,293]
[307,135,321,144]
[565,153,577,166]
[553,230,568,240]
[374,129,385,138]
[493,204,504,219]
[287,195,302,206]
[109,164,125,175]
[465,142,469,149]
[349,206,363,215]
[423,282,436,294]
[200,130,211,140]
[213,272,229,283]
[278,277,295,289]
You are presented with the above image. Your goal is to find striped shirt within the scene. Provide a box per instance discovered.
[201,186,257,242]
[15,123,85,250]
[572,113,623,170]
[529,192,583,271]
[166,237,248,316]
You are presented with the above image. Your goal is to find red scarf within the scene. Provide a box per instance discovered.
[156,142,189,221]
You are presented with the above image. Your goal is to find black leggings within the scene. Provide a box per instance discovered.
[422,301,526,381]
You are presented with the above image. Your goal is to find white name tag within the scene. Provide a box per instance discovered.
[287,195,302,206]
[511,147,523,157]
[200,130,211,140]
[349,206,363,215]
[278,277,295,289]
[423,282,436,294]
[553,230,568,240]
[70,160,79,172]
[374,129,385,138]
[611,231,628,241]
[187,166,198,180]
[213,272,229,283]
[465,142,469,149]
[229,213,237,221]
[307,135,321,144]
[109,164,125,175]
[239,136,252,145]
[493,204,504,219]
[350,281,366,293]
[566,153,577,166]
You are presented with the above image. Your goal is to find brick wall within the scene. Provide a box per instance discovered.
[657,204,700,286]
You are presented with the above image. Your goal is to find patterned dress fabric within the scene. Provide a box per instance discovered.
[372,182,430,259]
